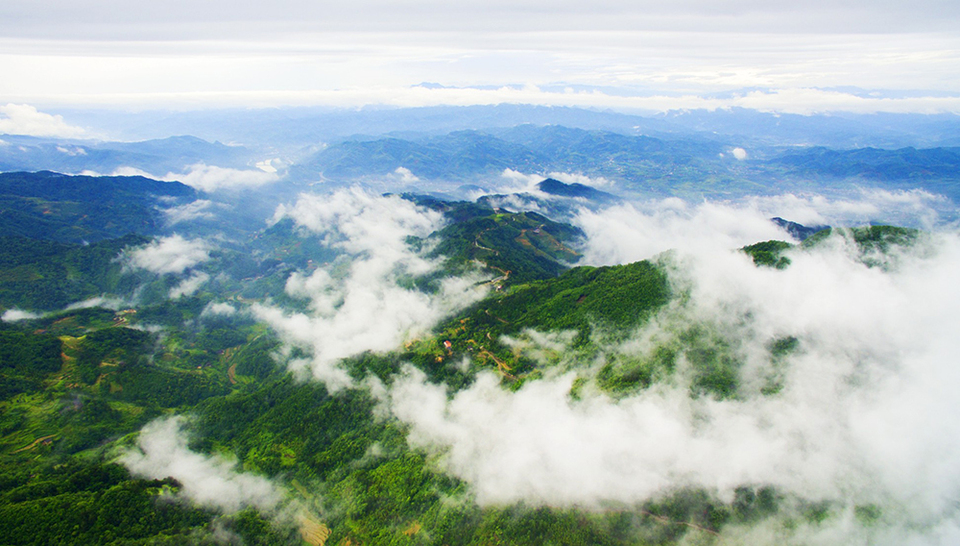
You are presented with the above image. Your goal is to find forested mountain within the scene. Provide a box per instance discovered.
[1,165,946,545]
[1,183,669,544]
[0,171,198,243]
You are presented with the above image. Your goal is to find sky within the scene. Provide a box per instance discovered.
[1,0,959,113]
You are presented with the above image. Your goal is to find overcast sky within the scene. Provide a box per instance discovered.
[1,0,958,112]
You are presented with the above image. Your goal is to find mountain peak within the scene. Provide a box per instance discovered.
[536,178,617,203]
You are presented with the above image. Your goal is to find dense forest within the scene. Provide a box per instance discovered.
[0,171,943,545]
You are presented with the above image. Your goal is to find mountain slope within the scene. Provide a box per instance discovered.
[770,146,960,181]
[0,176,950,545]
[0,171,197,243]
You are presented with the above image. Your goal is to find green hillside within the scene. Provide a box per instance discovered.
[0,234,148,311]
[429,209,584,284]
[0,179,933,545]
[0,171,197,243]
[0,193,687,544]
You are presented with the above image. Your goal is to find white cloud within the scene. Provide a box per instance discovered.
[126,235,212,275]
[3,297,128,321]
[481,169,616,199]
[168,163,279,192]
[731,147,747,160]
[388,219,960,542]
[7,82,960,115]
[573,191,951,267]
[120,416,281,513]
[269,188,443,255]
[169,271,210,298]
[496,168,544,193]
[1,309,44,322]
[202,301,238,316]
[747,189,948,231]
[256,158,280,173]
[500,329,579,365]
[86,164,277,194]
[574,199,786,266]
[255,189,487,390]
[0,103,86,138]
[56,144,86,155]
[394,166,420,184]
[65,296,124,310]
[296,85,960,116]
[105,166,155,177]
[2,1,959,40]
[162,199,217,224]
[1,0,958,113]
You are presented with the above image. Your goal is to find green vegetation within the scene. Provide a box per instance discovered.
[0,171,196,244]
[449,259,670,344]
[0,234,147,311]
[429,210,583,285]
[0,309,282,543]
[0,331,62,400]
[803,225,920,252]
[0,467,211,546]
[803,225,924,269]
[741,225,923,272]
[741,240,794,269]
[0,185,919,545]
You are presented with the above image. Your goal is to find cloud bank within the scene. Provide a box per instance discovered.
[120,416,281,513]
[574,198,787,266]
[0,103,86,138]
[2,4,958,113]
[107,164,279,193]
[254,188,486,390]
[574,190,949,266]
[170,163,280,193]
[385,196,960,543]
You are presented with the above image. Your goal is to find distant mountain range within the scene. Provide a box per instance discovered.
[769,146,960,181]
[291,126,960,203]
[0,134,256,177]
[51,104,960,149]
[3,106,960,209]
